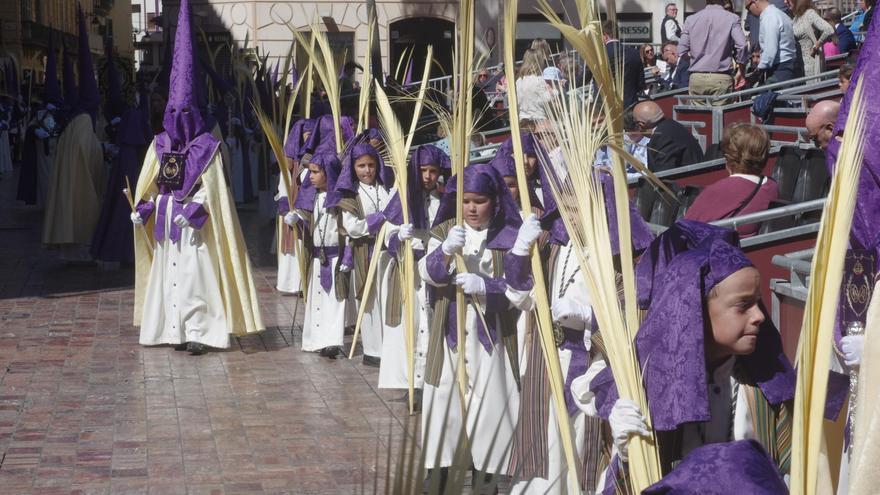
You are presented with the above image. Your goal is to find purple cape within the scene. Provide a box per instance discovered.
[432,163,522,250]
[303,114,355,156]
[642,440,788,494]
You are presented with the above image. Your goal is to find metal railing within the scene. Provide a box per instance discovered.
[675,69,839,105]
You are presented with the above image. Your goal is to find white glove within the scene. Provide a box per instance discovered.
[609,398,650,462]
[512,214,542,256]
[130,212,143,226]
[841,335,865,367]
[35,128,50,139]
[339,263,352,273]
[454,273,486,296]
[441,225,467,256]
[551,297,592,327]
[173,214,190,229]
[110,117,122,125]
[397,223,414,241]
[283,211,299,227]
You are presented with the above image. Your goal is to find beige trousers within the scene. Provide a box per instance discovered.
[688,72,734,106]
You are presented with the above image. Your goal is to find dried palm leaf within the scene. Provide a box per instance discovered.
[501,0,581,489]
[790,77,867,495]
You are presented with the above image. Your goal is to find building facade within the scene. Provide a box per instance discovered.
[0,0,134,97]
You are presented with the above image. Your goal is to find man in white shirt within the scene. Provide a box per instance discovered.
[745,0,801,84]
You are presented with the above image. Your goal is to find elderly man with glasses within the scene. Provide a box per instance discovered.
[661,3,682,44]
[678,0,748,106]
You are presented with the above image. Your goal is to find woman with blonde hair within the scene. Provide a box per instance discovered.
[516,49,553,121]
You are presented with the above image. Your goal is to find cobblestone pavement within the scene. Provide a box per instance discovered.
[0,172,420,494]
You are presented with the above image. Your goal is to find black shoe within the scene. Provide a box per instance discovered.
[471,469,497,494]
[319,346,340,359]
[362,355,381,367]
[174,343,188,351]
[344,325,355,336]
[423,467,448,493]
[187,342,208,355]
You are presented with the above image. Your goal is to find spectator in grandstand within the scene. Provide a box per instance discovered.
[530,38,553,67]
[641,43,668,79]
[825,7,857,54]
[516,49,553,121]
[592,20,645,109]
[787,0,835,78]
[805,100,841,150]
[660,41,691,89]
[745,0,789,50]
[633,101,704,172]
[685,123,778,236]
[838,63,854,92]
[746,0,801,84]
[661,3,682,44]
[678,0,748,105]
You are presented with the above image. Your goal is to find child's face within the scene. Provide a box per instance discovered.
[308,163,327,191]
[420,164,441,191]
[751,51,761,66]
[462,192,494,229]
[523,154,538,177]
[706,267,764,360]
[354,154,378,185]
[839,75,851,93]
[502,176,520,202]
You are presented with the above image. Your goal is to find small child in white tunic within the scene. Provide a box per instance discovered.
[289,152,350,359]
[418,163,523,490]
[325,140,395,366]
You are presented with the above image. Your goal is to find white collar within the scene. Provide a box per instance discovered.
[730,173,762,184]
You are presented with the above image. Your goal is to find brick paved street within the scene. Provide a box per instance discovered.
[0,173,419,494]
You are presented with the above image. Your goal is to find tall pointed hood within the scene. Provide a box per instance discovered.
[62,43,78,108]
[77,6,101,116]
[103,37,126,121]
[44,28,62,105]
[161,0,212,148]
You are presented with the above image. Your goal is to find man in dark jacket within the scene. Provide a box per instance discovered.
[601,20,645,109]
[634,101,704,172]
[661,41,691,89]
[826,8,857,54]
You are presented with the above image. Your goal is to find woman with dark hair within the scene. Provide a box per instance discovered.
[684,123,779,236]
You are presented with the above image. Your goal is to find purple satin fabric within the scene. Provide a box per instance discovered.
[502,252,533,291]
[62,46,78,110]
[283,118,315,160]
[277,197,290,215]
[303,114,354,156]
[432,163,522,250]
[326,142,393,209]
[443,275,506,353]
[828,13,880,259]
[414,144,452,171]
[636,220,739,310]
[642,440,788,494]
[366,212,385,236]
[76,8,100,117]
[153,195,207,244]
[312,246,340,292]
[43,31,61,105]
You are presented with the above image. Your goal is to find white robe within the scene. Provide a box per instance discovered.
[505,241,595,495]
[139,187,230,349]
[301,192,347,352]
[418,225,521,473]
[274,169,307,294]
[341,182,393,358]
[378,190,441,390]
